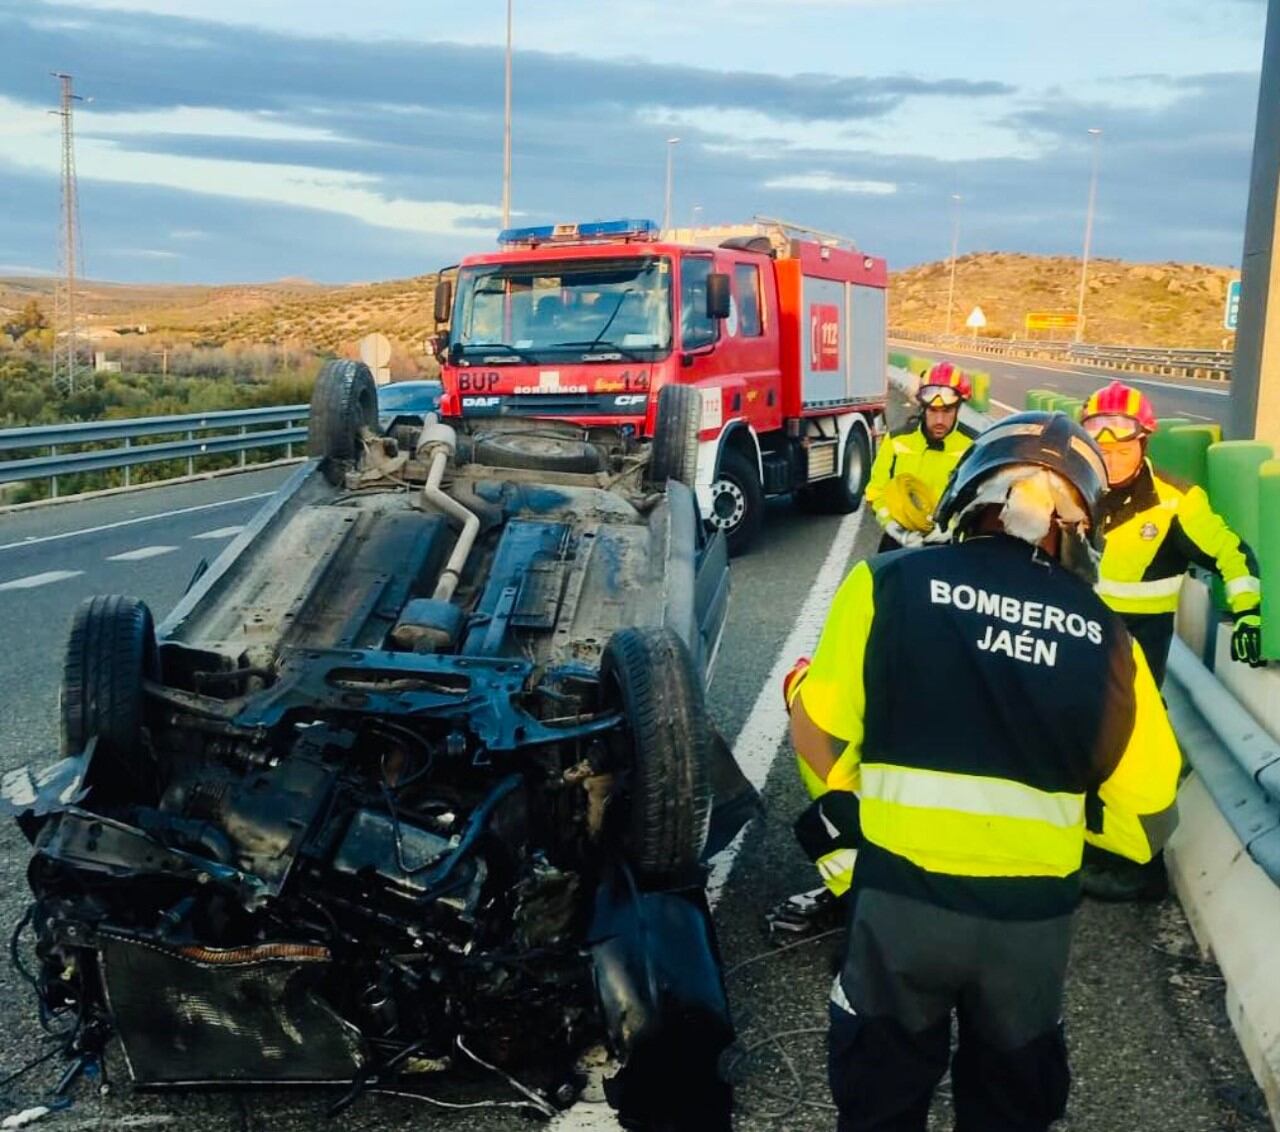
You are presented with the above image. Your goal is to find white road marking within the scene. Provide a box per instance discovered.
[192,525,244,540]
[705,504,868,904]
[550,506,869,1131]
[107,545,178,562]
[0,492,274,554]
[990,398,1019,416]
[0,569,83,592]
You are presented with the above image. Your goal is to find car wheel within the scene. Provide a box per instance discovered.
[602,627,712,887]
[647,385,700,489]
[61,595,157,763]
[796,424,872,514]
[307,360,379,484]
[472,431,604,473]
[708,448,763,556]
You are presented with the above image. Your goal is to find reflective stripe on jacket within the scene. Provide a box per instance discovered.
[796,535,1181,920]
[1096,462,1261,617]
[865,424,971,531]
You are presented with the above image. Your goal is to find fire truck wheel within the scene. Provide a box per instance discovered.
[796,425,871,514]
[708,448,763,556]
[307,360,379,485]
[602,627,712,888]
[61,595,157,769]
[648,384,700,489]
[471,431,604,473]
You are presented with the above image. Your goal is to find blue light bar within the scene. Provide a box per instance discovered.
[498,218,659,247]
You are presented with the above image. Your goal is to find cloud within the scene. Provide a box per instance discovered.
[764,173,898,195]
[0,0,1262,282]
[105,248,182,259]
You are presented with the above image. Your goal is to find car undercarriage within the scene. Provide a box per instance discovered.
[2,361,752,1128]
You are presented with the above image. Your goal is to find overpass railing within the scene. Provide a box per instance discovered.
[889,332,1233,381]
[0,405,309,499]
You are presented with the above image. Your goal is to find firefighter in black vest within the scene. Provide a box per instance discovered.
[788,412,1181,1132]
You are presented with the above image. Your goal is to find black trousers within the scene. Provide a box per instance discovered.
[828,888,1072,1132]
[1122,611,1175,689]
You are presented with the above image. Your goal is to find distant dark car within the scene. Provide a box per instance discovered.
[377,379,443,429]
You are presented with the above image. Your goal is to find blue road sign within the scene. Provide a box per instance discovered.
[1225,279,1241,331]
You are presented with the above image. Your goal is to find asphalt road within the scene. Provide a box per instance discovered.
[899,343,1232,426]
[0,446,1269,1130]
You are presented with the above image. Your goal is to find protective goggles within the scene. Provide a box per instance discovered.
[916,384,962,408]
[1081,414,1146,443]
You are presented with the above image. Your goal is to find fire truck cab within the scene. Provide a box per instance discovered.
[439,218,888,554]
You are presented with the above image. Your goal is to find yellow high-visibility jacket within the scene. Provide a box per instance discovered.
[865,424,971,532]
[1096,461,1261,618]
[794,534,1180,915]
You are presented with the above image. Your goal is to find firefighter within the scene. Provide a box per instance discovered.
[790,412,1181,1132]
[865,361,973,552]
[1078,380,1265,902]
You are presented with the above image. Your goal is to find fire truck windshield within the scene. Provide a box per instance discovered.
[453,257,672,361]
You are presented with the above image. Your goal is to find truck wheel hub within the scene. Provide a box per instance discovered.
[709,479,746,529]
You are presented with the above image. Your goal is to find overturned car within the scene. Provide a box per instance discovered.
[7,361,750,1126]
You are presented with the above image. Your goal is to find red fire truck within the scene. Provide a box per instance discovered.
[436,218,888,554]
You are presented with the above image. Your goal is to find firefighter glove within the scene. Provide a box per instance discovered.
[1231,612,1265,668]
[884,520,924,548]
[782,657,811,712]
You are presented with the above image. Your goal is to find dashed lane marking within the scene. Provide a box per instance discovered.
[191,525,244,540]
[106,545,179,562]
[0,569,84,592]
[550,505,869,1131]
[0,493,274,554]
[990,398,1019,416]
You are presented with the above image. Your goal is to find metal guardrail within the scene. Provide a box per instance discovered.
[890,332,1234,380]
[0,405,309,496]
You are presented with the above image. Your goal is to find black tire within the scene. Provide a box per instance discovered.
[472,431,603,474]
[61,595,157,760]
[647,384,700,489]
[308,360,378,484]
[707,447,763,557]
[796,424,872,514]
[602,628,712,887]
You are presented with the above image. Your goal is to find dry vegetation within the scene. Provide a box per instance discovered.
[0,274,444,377]
[889,252,1238,348]
[1,252,1238,358]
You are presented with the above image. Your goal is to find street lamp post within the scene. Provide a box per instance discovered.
[663,137,680,232]
[1075,127,1103,343]
[501,0,513,229]
[945,193,961,337]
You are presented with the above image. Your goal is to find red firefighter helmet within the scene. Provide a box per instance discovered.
[1080,381,1157,441]
[917,361,972,407]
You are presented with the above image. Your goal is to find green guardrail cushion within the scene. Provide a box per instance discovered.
[1259,460,1280,661]
[1206,441,1275,614]
[888,352,909,369]
[969,371,991,414]
[1149,425,1217,489]
[1055,398,1084,420]
[1026,390,1055,411]
[1207,441,1274,548]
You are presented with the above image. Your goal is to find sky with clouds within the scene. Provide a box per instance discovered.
[0,0,1269,283]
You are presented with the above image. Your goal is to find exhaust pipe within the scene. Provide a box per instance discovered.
[416,416,481,603]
